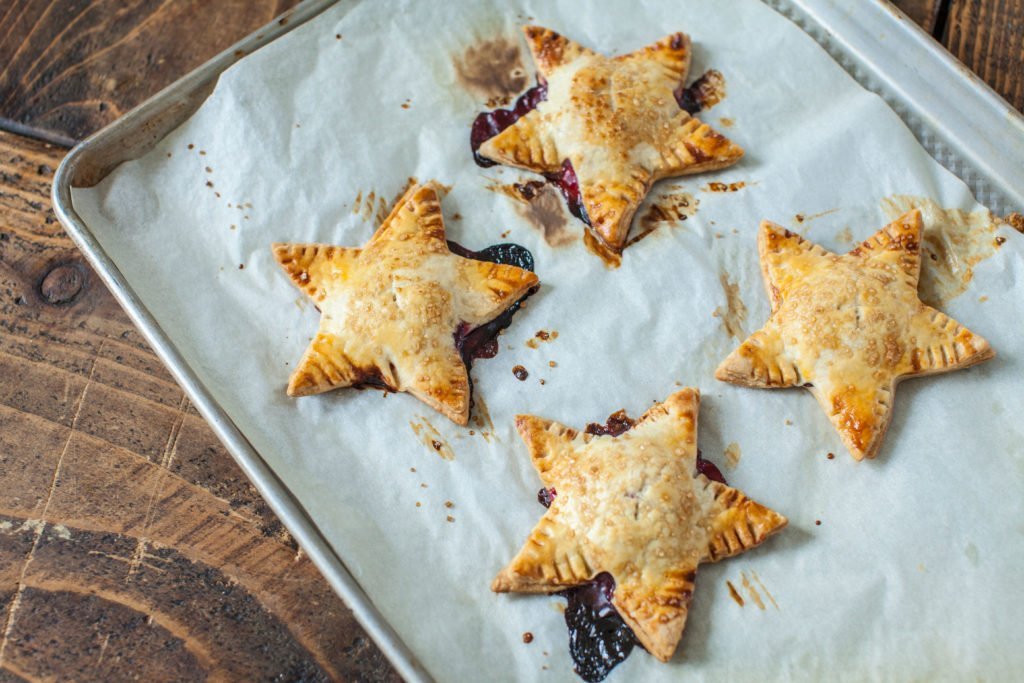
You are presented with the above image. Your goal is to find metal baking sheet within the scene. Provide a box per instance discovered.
[51,1,1024,681]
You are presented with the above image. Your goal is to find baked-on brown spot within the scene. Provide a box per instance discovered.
[516,181,573,245]
[793,208,839,225]
[723,442,742,470]
[483,179,522,200]
[726,581,745,607]
[881,195,1001,307]
[583,230,622,269]
[713,273,747,341]
[526,328,559,348]
[749,571,779,609]
[453,36,528,107]
[351,190,388,224]
[629,187,699,246]
[740,571,766,610]
[1003,212,1024,233]
[486,180,576,248]
[471,395,496,442]
[705,181,745,192]
[410,416,455,460]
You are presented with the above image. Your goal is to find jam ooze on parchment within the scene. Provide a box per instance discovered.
[675,69,726,115]
[536,484,635,680]
[470,79,548,167]
[584,409,635,437]
[448,241,536,365]
[534,410,728,681]
[560,573,638,683]
[470,69,725,233]
[470,79,591,227]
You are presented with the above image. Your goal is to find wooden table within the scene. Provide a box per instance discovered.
[0,1,1019,680]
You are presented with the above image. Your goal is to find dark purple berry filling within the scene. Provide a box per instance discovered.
[559,573,638,682]
[468,80,592,227]
[542,160,589,226]
[675,70,723,115]
[534,410,730,681]
[696,450,727,485]
[471,70,722,234]
[584,409,636,438]
[537,487,556,508]
[470,79,549,167]
[448,241,536,365]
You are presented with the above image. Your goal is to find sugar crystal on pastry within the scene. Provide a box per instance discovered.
[273,182,539,425]
[477,26,744,255]
[716,209,994,460]
[493,389,786,674]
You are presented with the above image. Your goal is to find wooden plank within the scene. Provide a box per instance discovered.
[944,0,1024,112]
[0,129,399,681]
[0,1,1018,680]
[892,0,945,33]
[0,0,300,144]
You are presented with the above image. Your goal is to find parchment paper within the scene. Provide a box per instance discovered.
[72,0,1024,680]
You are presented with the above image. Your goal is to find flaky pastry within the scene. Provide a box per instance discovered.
[479,26,743,254]
[716,209,994,460]
[273,182,539,425]
[493,389,787,662]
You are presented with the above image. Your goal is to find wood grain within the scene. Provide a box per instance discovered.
[0,130,400,681]
[0,0,1020,680]
[944,0,1024,111]
[0,0,301,144]
[893,0,945,33]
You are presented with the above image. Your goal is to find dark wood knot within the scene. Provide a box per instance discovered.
[40,263,85,304]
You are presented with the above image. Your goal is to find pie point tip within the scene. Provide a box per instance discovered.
[491,572,513,593]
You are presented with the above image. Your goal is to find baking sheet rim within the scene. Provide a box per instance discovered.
[50,1,1024,681]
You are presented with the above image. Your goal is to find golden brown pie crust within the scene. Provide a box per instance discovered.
[716,209,995,460]
[479,26,743,254]
[273,182,539,425]
[493,389,787,661]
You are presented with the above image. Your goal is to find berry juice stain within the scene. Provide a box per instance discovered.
[449,241,535,365]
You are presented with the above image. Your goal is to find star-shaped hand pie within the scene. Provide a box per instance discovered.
[492,389,787,662]
[273,182,539,425]
[716,209,995,460]
[478,26,744,255]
